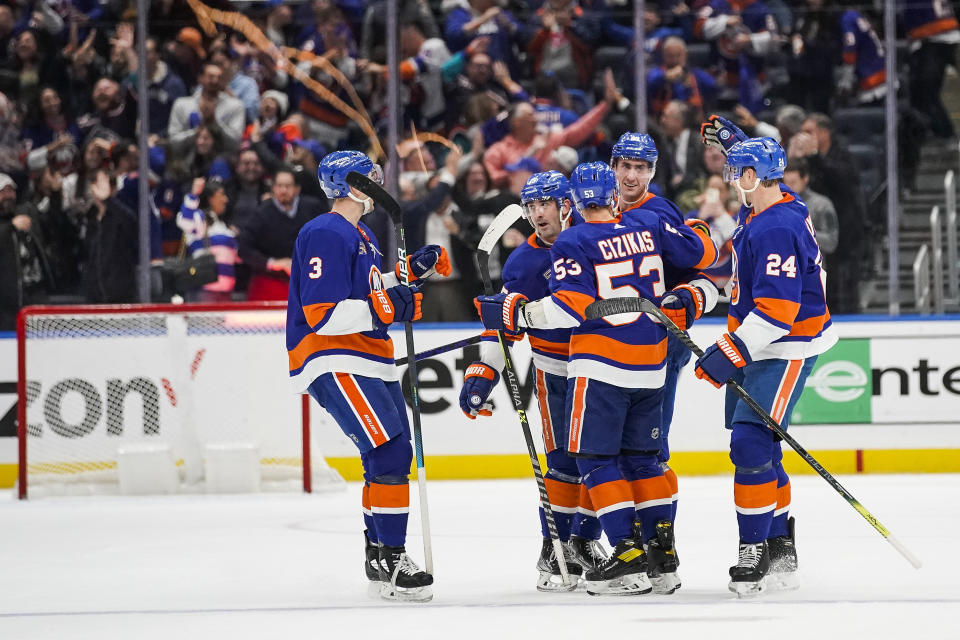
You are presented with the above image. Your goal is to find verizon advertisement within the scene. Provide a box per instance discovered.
[1,317,959,473]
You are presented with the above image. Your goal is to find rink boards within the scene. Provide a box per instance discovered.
[1,315,959,485]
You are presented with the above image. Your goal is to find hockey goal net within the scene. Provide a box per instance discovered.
[16,303,343,498]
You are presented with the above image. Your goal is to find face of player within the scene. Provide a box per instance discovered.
[525,198,566,244]
[614,158,653,206]
[731,168,759,206]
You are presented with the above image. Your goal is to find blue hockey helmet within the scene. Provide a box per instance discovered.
[611,132,658,169]
[318,150,383,199]
[723,137,786,183]
[569,161,617,212]
[520,171,572,223]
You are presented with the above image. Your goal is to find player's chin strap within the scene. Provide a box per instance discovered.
[735,175,760,206]
[348,190,375,214]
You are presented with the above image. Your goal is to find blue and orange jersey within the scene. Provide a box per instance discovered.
[840,11,887,91]
[548,214,717,388]
[727,192,838,361]
[621,192,717,293]
[286,212,395,391]
[694,0,777,85]
[482,233,572,377]
[901,0,960,42]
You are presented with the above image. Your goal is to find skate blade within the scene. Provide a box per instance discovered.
[728,576,767,598]
[650,572,681,595]
[585,573,653,596]
[536,570,579,592]
[767,570,800,592]
[379,582,433,603]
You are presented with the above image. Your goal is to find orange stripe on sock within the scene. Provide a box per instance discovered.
[568,378,588,453]
[663,467,678,497]
[588,479,634,512]
[335,372,388,447]
[629,476,673,503]
[734,480,778,509]
[369,483,409,509]
[545,477,580,509]
[578,483,594,512]
[777,480,791,510]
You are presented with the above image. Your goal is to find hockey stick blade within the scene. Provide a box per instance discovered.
[608,296,923,570]
[345,171,402,223]
[478,204,524,253]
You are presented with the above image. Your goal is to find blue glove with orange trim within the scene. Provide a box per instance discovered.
[474,292,529,333]
[459,361,500,419]
[368,285,422,328]
[397,244,452,282]
[660,284,705,332]
[700,114,748,156]
[694,332,752,388]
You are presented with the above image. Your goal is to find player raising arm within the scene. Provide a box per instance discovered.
[691,137,837,596]
[286,150,451,603]
[459,171,605,592]
[476,162,716,595]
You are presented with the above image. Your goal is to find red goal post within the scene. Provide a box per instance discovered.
[16,302,341,499]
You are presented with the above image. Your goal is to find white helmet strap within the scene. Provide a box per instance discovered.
[735,173,760,206]
[347,190,374,215]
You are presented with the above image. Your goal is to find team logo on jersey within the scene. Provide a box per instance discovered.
[368,266,384,291]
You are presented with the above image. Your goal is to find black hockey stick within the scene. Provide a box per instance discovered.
[476,204,571,586]
[346,171,434,575]
[584,296,922,570]
[394,334,483,366]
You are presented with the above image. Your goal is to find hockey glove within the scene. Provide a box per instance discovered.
[660,284,706,332]
[694,332,752,388]
[368,285,423,327]
[459,362,501,419]
[474,292,529,333]
[397,244,452,282]
[700,115,748,156]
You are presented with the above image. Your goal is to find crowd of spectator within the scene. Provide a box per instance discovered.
[1,0,958,328]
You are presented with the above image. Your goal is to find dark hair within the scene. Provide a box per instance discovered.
[806,112,832,132]
[784,157,809,178]
[273,165,298,185]
[533,73,561,101]
[198,179,226,211]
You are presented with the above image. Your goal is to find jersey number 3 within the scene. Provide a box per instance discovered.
[308,257,323,279]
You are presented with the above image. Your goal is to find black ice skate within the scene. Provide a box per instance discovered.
[536,538,582,592]
[645,520,681,595]
[378,545,434,603]
[767,516,799,591]
[584,538,652,596]
[363,530,382,597]
[728,540,770,597]
[566,535,608,574]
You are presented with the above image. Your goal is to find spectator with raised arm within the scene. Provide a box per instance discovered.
[444,0,528,72]
[647,36,716,120]
[483,69,623,190]
[168,62,246,147]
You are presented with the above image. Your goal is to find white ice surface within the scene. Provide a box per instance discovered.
[1,474,956,639]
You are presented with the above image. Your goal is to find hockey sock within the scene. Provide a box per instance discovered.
[362,483,378,543]
[731,423,778,543]
[572,483,602,540]
[577,457,635,547]
[769,460,791,538]
[662,464,679,522]
[619,454,673,544]
[362,435,413,548]
[368,481,409,548]
[540,471,578,541]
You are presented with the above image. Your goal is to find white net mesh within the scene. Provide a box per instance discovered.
[20,305,343,497]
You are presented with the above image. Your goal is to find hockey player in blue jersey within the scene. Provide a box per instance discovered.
[459,171,606,592]
[476,162,717,595]
[611,132,720,593]
[693,137,837,596]
[287,150,452,602]
[838,9,887,104]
